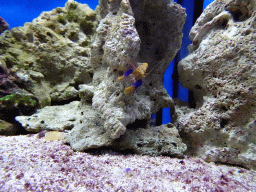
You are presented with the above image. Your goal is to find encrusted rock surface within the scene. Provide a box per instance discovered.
[0,64,37,121]
[16,101,113,151]
[0,17,9,34]
[176,0,256,169]
[0,64,30,98]
[91,0,186,139]
[13,0,187,156]
[0,134,255,191]
[0,0,97,107]
[16,101,100,133]
[16,101,186,156]
[113,123,187,157]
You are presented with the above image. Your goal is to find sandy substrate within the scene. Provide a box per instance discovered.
[0,134,255,192]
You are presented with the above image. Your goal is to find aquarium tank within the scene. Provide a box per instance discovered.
[0,0,256,191]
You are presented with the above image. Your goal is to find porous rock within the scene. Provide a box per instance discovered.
[15,0,187,156]
[16,101,113,150]
[0,0,97,107]
[113,123,187,157]
[0,64,30,98]
[15,101,97,132]
[176,0,256,169]
[16,101,82,132]
[0,17,9,34]
[0,119,17,135]
[16,99,186,156]
[0,64,37,120]
[91,0,186,139]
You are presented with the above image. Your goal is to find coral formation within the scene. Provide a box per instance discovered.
[13,0,187,157]
[16,101,94,132]
[176,0,256,169]
[0,17,9,34]
[0,0,97,107]
[91,0,186,139]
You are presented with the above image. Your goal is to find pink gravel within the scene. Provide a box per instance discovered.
[0,134,255,192]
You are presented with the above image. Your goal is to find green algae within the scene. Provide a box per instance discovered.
[0,94,37,110]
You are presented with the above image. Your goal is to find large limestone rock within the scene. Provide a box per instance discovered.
[112,123,187,157]
[91,0,186,139]
[16,101,113,151]
[16,101,93,132]
[0,0,97,107]
[176,0,256,169]
[15,0,187,157]
[16,101,186,156]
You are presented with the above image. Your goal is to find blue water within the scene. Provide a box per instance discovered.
[0,0,98,28]
[162,0,214,124]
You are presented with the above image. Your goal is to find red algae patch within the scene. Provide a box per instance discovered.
[0,134,255,191]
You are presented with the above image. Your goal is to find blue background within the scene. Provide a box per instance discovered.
[0,0,98,28]
[0,0,214,124]
[162,0,214,124]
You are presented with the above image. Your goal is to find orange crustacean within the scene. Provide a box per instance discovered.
[118,62,148,94]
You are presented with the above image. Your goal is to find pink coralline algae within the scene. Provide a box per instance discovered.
[0,17,9,34]
[0,65,16,97]
[0,134,255,191]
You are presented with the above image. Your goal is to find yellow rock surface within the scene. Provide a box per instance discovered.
[44,131,65,141]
